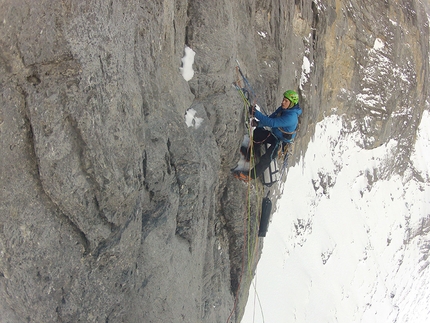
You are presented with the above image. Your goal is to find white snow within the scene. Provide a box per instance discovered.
[410,109,430,178]
[180,45,196,81]
[373,38,385,50]
[258,31,268,38]
[180,46,202,129]
[242,111,430,323]
[300,56,311,90]
[389,19,398,26]
[184,108,203,129]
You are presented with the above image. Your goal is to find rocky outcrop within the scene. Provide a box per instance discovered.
[0,0,428,322]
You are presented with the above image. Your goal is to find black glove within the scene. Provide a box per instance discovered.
[251,119,259,127]
[248,105,255,115]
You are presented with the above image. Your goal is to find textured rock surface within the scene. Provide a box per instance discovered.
[0,0,428,322]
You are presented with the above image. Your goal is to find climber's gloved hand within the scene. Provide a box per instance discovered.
[248,105,255,115]
[251,119,259,127]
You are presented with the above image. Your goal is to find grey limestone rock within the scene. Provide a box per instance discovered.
[0,0,428,322]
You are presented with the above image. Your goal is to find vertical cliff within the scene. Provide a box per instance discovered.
[0,0,428,322]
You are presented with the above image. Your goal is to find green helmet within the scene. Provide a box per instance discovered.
[283,90,299,105]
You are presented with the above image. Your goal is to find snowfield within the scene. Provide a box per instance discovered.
[242,110,430,323]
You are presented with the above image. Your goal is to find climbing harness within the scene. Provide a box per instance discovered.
[277,127,296,140]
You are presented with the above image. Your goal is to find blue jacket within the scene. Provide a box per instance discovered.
[254,104,302,142]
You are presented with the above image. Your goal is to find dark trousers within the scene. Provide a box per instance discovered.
[250,128,279,179]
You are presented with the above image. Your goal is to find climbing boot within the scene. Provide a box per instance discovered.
[233,171,250,182]
[240,146,250,162]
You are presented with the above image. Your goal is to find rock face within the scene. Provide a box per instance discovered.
[0,1,428,322]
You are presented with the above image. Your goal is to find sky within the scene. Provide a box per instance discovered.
[179,44,430,323]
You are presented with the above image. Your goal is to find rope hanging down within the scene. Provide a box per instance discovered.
[226,62,266,323]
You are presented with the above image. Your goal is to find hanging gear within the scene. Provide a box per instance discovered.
[258,193,272,237]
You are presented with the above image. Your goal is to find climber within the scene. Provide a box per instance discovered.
[234,90,302,181]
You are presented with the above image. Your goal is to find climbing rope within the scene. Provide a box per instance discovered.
[226,64,266,323]
[278,142,292,179]
[251,273,265,323]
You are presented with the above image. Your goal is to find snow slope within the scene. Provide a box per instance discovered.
[242,111,430,323]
